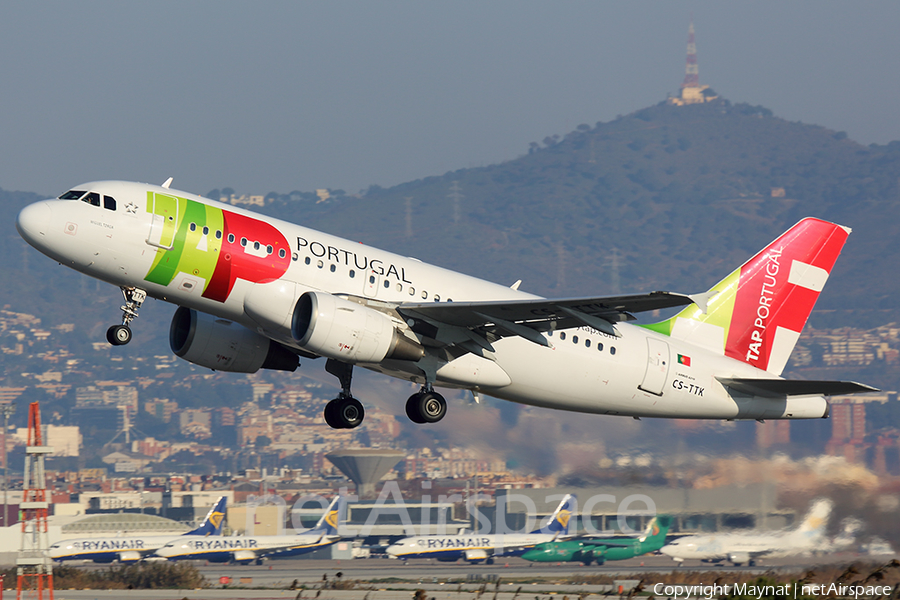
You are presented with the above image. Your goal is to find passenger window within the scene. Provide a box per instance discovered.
[597,343,603,352]
[560,332,566,341]
[83,192,101,207]
[572,335,579,344]
[330,264,336,273]
[59,190,86,200]
[240,238,247,247]
[278,249,286,258]
[189,223,197,232]
[305,257,311,265]
[216,230,222,239]
[610,347,616,355]
[317,260,323,269]
[227,233,235,243]
[434,294,440,302]
[585,339,591,348]
[383,280,390,288]
[253,241,260,250]
[202,226,209,235]
[396,283,402,292]
[409,287,415,295]
[421,291,428,299]
[369,275,376,284]
[266,245,273,254]
[349,270,355,278]
[103,196,116,210]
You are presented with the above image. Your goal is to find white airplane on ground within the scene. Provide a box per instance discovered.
[386,494,576,563]
[16,180,876,428]
[660,498,832,566]
[155,495,344,563]
[47,495,226,563]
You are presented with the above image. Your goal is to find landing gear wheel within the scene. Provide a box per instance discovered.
[323,400,341,428]
[335,396,365,429]
[106,324,132,346]
[324,397,365,429]
[405,391,447,424]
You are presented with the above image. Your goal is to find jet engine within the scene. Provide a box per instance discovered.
[170,307,299,373]
[728,551,751,565]
[291,291,423,363]
[118,551,142,562]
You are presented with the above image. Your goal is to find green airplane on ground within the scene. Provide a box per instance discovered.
[520,515,672,565]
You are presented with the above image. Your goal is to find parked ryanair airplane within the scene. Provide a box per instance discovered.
[16,181,875,429]
[47,496,226,563]
[386,494,575,563]
[155,495,344,563]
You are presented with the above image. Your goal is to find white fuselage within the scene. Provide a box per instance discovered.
[16,181,829,420]
[386,532,561,561]
[48,534,188,562]
[155,532,338,561]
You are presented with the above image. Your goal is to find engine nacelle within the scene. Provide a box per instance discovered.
[728,551,751,565]
[170,307,299,373]
[292,292,423,363]
[232,549,258,564]
[118,551,142,562]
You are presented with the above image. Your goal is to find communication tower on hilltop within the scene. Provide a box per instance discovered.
[17,402,53,600]
[669,20,718,106]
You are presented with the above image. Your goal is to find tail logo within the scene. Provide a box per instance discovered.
[209,512,224,530]
[555,509,571,529]
[324,510,339,530]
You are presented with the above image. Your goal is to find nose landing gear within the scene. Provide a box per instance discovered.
[106,287,146,346]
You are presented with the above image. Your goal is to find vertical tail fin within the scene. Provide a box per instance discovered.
[786,499,831,544]
[533,494,576,535]
[639,515,672,542]
[185,495,227,537]
[311,495,344,536]
[645,218,850,375]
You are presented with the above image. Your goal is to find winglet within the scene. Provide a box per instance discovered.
[510,280,522,291]
[688,290,719,315]
[162,177,173,189]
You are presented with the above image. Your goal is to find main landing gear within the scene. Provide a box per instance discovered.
[323,360,365,429]
[405,385,447,424]
[322,360,449,429]
[106,287,146,346]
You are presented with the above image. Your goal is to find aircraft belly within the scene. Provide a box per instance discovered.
[484,333,742,418]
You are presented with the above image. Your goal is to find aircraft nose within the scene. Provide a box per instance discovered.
[16,201,52,246]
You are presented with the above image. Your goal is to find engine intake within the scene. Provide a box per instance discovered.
[170,307,299,373]
[291,292,423,363]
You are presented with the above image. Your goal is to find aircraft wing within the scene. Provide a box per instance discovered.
[398,291,697,344]
[717,378,879,398]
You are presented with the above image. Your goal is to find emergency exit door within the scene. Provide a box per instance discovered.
[639,337,670,396]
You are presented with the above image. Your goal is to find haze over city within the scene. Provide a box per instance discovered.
[2,2,900,198]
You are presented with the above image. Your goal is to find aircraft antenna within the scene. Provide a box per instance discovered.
[17,401,54,599]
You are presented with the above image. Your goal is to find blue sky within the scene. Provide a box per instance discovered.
[2,1,899,197]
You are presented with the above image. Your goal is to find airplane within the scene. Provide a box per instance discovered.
[47,495,227,563]
[521,514,672,565]
[15,180,877,429]
[385,494,575,563]
[155,494,344,563]
[659,498,832,566]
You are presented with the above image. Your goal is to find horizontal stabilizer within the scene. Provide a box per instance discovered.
[717,377,879,398]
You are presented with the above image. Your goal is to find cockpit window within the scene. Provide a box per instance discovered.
[103,196,116,211]
[59,190,86,200]
[82,192,101,207]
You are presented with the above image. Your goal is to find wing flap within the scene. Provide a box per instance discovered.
[717,378,879,398]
